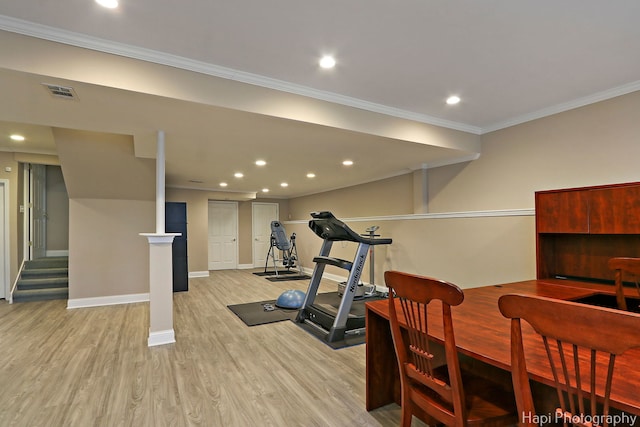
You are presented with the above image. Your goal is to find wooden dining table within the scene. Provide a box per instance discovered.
[365,278,640,418]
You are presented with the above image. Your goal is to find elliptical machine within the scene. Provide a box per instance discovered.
[295,211,392,343]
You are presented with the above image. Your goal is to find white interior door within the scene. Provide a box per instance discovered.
[252,202,279,268]
[30,164,47,259]
[208,201,238,270]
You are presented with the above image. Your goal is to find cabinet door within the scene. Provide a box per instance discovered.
[589,185,640,234]
[536,190,589,233]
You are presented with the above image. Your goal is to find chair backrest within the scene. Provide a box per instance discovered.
[384,270,466,425]
[499,294,640,427]
[607,257,640,311]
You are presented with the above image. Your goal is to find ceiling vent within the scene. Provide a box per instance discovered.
[42,83,78,100]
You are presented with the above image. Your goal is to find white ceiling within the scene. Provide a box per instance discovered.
[0,1,639,198]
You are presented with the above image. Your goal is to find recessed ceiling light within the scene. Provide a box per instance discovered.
[234,172,244,178]
[306,173,316,178]
[10,134,25,142]
[262,188,269,193]
[280,182,289,187]
[255,160,266,166]
[319,55,336,69]
[220,182,228,187]
[342,160,353,166]
[96,0,118,8]
[446,95,461,105]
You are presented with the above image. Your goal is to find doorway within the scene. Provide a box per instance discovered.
[252,202,279,268]
[208,201,238,270]
[23,164,69,261]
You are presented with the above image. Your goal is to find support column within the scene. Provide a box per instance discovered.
[141,233,178,346]
[412,165,429,214]
[141,130,180,347]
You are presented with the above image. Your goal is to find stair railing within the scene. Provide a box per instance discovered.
[9,259,26,304]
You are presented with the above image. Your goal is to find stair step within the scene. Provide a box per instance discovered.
[17,277,69,290]
[20,267,69,278]
[25,257,68,270]
[13,287,68,303]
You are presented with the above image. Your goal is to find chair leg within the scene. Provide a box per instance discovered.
[400,385,413,427]
[400,403,413,427]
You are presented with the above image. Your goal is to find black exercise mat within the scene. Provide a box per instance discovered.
[228,301,298,326]
[228,292,339,327]
[264,274,310,282]
[252,270,297,277]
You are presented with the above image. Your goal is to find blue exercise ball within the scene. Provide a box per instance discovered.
[276,289,306,309]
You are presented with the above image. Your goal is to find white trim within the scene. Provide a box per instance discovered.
[237,264,254,270]
[139,233,180,244]
[188,271,209,278]
[0,15,480,135]
[45,249,69,257]
[67,292,149,309]
[0,180,9,301]
[148,329,176,347]
[481,80,640,133]
[284,208,535,225]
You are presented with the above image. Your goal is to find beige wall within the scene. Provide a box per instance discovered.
[288,174,414,220]
[428,91,640,212]
[166,186,290,272]
[68,198,154,299]
[45,165,69,251]
[287,91,640,289]
[55,129,156,300]
[53,128,155,201]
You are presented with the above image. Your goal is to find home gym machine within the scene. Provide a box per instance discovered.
[295,211,392,344]
[264,220,300,276]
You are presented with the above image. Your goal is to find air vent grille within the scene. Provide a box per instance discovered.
[42,83,78,100]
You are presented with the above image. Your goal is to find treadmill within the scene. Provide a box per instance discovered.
[295,211,392,344]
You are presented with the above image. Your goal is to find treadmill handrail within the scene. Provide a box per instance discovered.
[308,211,392,245]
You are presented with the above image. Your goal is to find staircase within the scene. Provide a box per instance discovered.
[13,256,69,303]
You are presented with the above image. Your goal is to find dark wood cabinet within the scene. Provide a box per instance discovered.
[589,185,640,234]
[535,182,640,282]
[166,202,188,292]
[536,189,589,233]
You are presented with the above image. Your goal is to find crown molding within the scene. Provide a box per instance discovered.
[481,80,640,134]
[0,15,482,135]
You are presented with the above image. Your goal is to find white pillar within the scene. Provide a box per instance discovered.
[141,233,178,346]
[140,130,180,347]
[156,130,166,234]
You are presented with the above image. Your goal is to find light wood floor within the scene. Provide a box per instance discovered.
[0,269,427,426]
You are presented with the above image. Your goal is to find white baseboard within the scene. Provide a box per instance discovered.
[148,329,175,347]
[188,271,209,278]
[67,292,149,309]
[238,264,254,270]
[46,250,69,257]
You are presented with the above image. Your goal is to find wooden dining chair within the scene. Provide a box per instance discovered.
[384,270,518,427]
[607,257,640,311]
[499,294,640,427]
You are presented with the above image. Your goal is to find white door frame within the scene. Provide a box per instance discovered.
[0,180,9,301]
